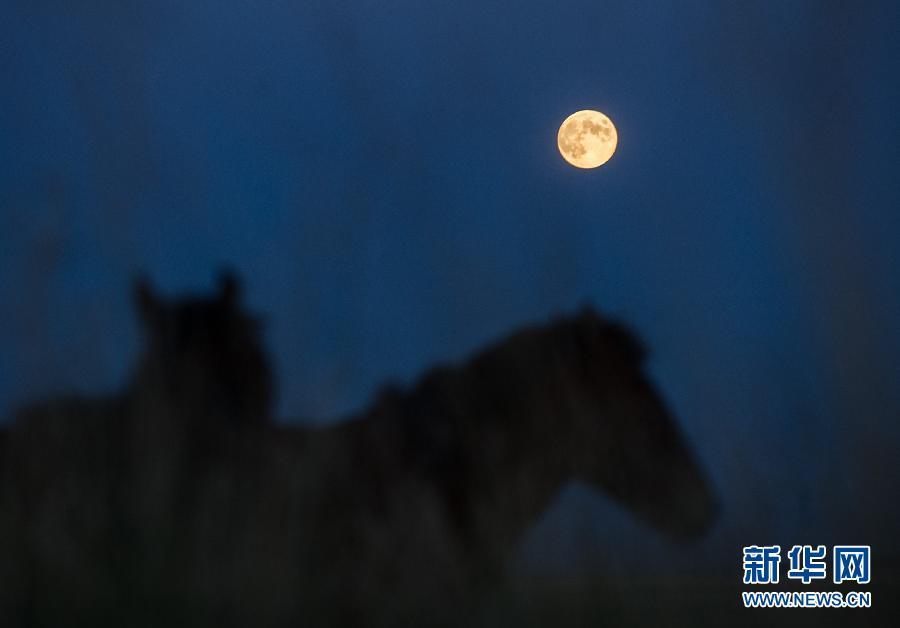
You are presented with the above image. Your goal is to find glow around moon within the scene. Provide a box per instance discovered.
[557,110,618,169]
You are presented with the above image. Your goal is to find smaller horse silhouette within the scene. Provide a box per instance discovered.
[0,271,275,625]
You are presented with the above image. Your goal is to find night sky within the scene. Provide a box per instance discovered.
[2,1,899,575]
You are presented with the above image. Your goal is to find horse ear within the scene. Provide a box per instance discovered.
[134,275,160,328]
[219,269,240,307]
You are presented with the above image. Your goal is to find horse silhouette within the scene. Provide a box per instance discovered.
[0,273,717,626]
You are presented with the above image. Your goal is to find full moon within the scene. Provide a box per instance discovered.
[557,110,618,169]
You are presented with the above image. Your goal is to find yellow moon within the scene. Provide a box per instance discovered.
[557,110,618,169]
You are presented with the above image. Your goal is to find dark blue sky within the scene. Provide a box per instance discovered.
[2,1,899,572]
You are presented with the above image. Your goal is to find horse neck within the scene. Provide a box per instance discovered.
[375,394,568,566]
[461,419,572,559]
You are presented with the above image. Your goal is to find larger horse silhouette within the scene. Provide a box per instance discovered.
[0,273,717,627]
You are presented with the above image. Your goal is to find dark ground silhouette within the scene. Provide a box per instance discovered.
[0,272,719,626]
